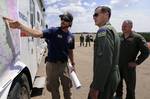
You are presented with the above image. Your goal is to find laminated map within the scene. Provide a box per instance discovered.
[0,0,20,74]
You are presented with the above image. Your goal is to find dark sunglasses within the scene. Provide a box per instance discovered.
[61,17,71,22]
[93,13,99,17]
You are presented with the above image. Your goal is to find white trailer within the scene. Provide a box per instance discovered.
[0,0,46,98]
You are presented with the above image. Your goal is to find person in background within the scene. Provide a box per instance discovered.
[85,34,91,47]
[80,34,85,47]
[90,35,94,42]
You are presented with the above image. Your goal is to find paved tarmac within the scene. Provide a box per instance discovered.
[31,42,150,99]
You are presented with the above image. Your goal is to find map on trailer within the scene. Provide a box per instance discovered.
[0,0,20,74]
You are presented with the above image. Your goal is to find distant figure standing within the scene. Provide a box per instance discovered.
[90,35,94,42]
[85,34,91,47]
[80,34,84,46]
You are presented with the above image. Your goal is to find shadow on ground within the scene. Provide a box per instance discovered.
[31,88,44,97]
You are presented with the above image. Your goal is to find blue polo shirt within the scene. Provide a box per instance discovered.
[42,27,75,62]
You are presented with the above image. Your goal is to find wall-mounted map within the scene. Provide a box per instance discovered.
[0,0,20,74]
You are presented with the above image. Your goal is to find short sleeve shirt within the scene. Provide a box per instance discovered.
[42,27,75,62]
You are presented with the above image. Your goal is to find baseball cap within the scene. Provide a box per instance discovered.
[59,12,73,22]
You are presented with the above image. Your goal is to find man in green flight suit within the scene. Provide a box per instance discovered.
[115,20,150,99]
[88,6,120,99]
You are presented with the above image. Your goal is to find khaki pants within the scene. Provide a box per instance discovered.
[46,62,72,99]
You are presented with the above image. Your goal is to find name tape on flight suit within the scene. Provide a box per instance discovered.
[97,29,106,38]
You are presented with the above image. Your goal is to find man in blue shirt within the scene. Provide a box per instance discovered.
[4,12,75,99]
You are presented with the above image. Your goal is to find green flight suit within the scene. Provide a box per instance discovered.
[116,32,150,99]
[89,23,120,99]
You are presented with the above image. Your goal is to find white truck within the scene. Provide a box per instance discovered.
[0,0,46,98]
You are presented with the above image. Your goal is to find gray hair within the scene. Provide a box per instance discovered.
[123,20,133,27]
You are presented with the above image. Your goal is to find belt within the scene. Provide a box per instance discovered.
[48,59,67,63]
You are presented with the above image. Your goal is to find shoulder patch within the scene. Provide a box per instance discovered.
[97,29,106,37]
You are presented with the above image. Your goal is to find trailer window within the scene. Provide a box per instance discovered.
[37,11,40,22]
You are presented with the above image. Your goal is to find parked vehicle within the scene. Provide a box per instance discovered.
[0,0,46,98]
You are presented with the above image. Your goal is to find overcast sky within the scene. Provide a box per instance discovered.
[44,0,150,33]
